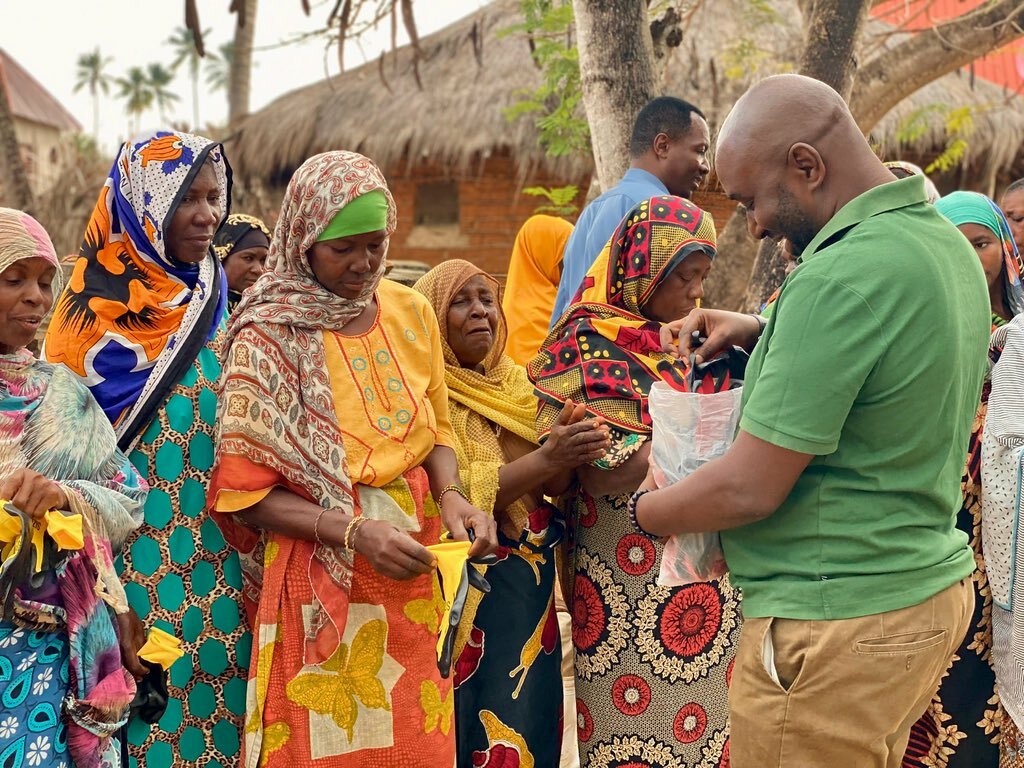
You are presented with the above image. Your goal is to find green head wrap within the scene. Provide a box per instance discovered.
[934,191,1002,236]
[317,189,389,242]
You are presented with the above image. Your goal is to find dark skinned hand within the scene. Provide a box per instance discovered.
[542,400,611,468]
[353,519,437,580]
[0,469,68,521]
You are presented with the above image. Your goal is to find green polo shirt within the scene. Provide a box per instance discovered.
[721,176,990,620]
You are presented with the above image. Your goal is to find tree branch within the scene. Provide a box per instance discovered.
[851,0,1024,132]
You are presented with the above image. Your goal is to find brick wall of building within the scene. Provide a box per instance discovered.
[383,152,738,280]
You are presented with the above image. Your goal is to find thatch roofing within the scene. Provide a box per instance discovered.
[229,0,1024,183]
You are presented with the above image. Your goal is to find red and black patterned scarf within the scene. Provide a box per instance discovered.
[528,196,733,464]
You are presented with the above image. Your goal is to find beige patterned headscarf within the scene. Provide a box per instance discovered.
[211,151,397,664]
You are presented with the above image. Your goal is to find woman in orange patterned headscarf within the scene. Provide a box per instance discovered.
[43,131,251,768]
[502,215,573,366]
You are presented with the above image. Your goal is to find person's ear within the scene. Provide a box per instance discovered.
[788,143,825,191]
[652,132,672,160]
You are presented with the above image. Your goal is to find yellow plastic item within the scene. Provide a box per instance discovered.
[0,501,84,571]
[137,626,184,670]
[426,540,472,661]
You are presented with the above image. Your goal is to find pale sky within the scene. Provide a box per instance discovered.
[3,0,488,153]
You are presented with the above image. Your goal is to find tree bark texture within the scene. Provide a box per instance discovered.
[572,0,656,192]
[735,0,873,311]
[851,0,1024,132]
[798,0,871,100]
[229,0,257,125]
[0,73,34,214]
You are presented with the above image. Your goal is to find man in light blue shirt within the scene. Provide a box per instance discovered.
[549,96,711,325]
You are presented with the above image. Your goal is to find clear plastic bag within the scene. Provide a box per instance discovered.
[649,373,743,585]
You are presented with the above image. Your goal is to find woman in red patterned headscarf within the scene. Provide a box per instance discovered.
[529,195,742,767]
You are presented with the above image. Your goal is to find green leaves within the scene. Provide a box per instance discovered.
[524,184,580,216]
[502,0,590,158]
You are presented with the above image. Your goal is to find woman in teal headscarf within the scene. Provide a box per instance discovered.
[902,191,1024,768]
[936,190,1024,328]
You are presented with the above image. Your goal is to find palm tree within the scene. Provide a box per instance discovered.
[115,67,155,135]
[167,26,214,130]
[72,48,114,140]
[204,43,233,94]
[228,0,257,125]
[146,63,179,123]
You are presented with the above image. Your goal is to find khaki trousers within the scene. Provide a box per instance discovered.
[730,578,973,768]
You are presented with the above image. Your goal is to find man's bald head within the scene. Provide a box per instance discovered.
[715,74,892,254]
[718,74,860,160]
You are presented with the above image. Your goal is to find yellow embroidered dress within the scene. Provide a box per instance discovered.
[212,279,456,767]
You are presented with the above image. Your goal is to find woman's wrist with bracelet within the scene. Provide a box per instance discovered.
[627,488,658,539]
[435,483,469,505]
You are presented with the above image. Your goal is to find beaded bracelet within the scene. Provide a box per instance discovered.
[436,483,469,505]
[627,489,657,539]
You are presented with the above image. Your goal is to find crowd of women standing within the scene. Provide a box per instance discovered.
[0,113,1020,768]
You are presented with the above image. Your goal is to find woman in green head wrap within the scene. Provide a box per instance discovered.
[208,152,497,767]
[936,190,1024,328]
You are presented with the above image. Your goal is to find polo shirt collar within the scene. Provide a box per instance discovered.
[800,175,928,263]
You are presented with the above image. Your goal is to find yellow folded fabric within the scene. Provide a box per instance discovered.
[426,540,472,661]
[0,501,84,571]
[138,626,184,670]
[43,511,84,552]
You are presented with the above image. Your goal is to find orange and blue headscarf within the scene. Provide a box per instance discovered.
[936,190,1024,321]
[44,131,229,439]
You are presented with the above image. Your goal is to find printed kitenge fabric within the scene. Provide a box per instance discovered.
[528,196,720,465]
[528,196,738,766]
[415,260,563,766]
[568,489,738,768]
[904,197,1024,767]
[213,213,271,314]
[0,208,147,768]
[119,337,252,768]
[209,151,456,766]
[44,131,229,432]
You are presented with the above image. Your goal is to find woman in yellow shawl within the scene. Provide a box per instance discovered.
[502,215,574,366]
[415,259,608,767]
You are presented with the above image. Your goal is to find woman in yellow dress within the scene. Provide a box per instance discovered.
[208,151,496,768]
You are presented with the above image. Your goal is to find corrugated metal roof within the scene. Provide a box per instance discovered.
[0,49,81,132]
[872,0,1024,95]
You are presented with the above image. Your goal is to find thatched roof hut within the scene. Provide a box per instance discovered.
[228,0,1024,189]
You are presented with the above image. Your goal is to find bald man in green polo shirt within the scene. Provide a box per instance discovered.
[631,74,991,767]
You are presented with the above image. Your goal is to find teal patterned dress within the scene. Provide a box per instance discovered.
[118,342,252,767]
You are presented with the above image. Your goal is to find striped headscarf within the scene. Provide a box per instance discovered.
[0,207,64,294]
[44,131,229,434]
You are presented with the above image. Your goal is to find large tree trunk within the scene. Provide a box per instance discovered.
[229,0,257,125]
[0,74,34,214]
[729,0,872,312]
[572,0,656,192]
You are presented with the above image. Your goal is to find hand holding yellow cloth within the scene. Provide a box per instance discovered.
[0,501,84,571]
[137,627,184,670]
